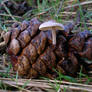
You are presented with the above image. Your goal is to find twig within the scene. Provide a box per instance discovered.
[64,1,92,10]
[1,79,92,92]
[60,11,76,15]
[1,78,92,88]
[1,80,31,92]
[0,90,19,92]
[31,7,52,18]
[0,13,22,19]
[35,11,48,17]
[2,1,17,21]
[61,19,92,26]
[2,20,21,24]
[0,70,16,74]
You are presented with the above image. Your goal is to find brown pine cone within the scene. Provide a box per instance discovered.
[4,18,82,78]
[69,30,92,60]
[57,52,79,76]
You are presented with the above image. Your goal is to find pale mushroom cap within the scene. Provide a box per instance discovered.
[39,20,65,31]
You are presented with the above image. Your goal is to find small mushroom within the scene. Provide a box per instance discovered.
[39,20,64,45]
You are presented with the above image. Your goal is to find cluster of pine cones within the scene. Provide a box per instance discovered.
[3,18,92,78]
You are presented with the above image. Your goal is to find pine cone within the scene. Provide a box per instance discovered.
[69,30,92,60]
[4,18,85,78]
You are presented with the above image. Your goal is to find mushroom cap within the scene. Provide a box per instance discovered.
[39,20,65,31]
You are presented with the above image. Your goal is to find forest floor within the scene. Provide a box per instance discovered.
[0,0,92,92]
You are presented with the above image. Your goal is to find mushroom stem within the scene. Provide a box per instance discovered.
[52,30,56,45]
